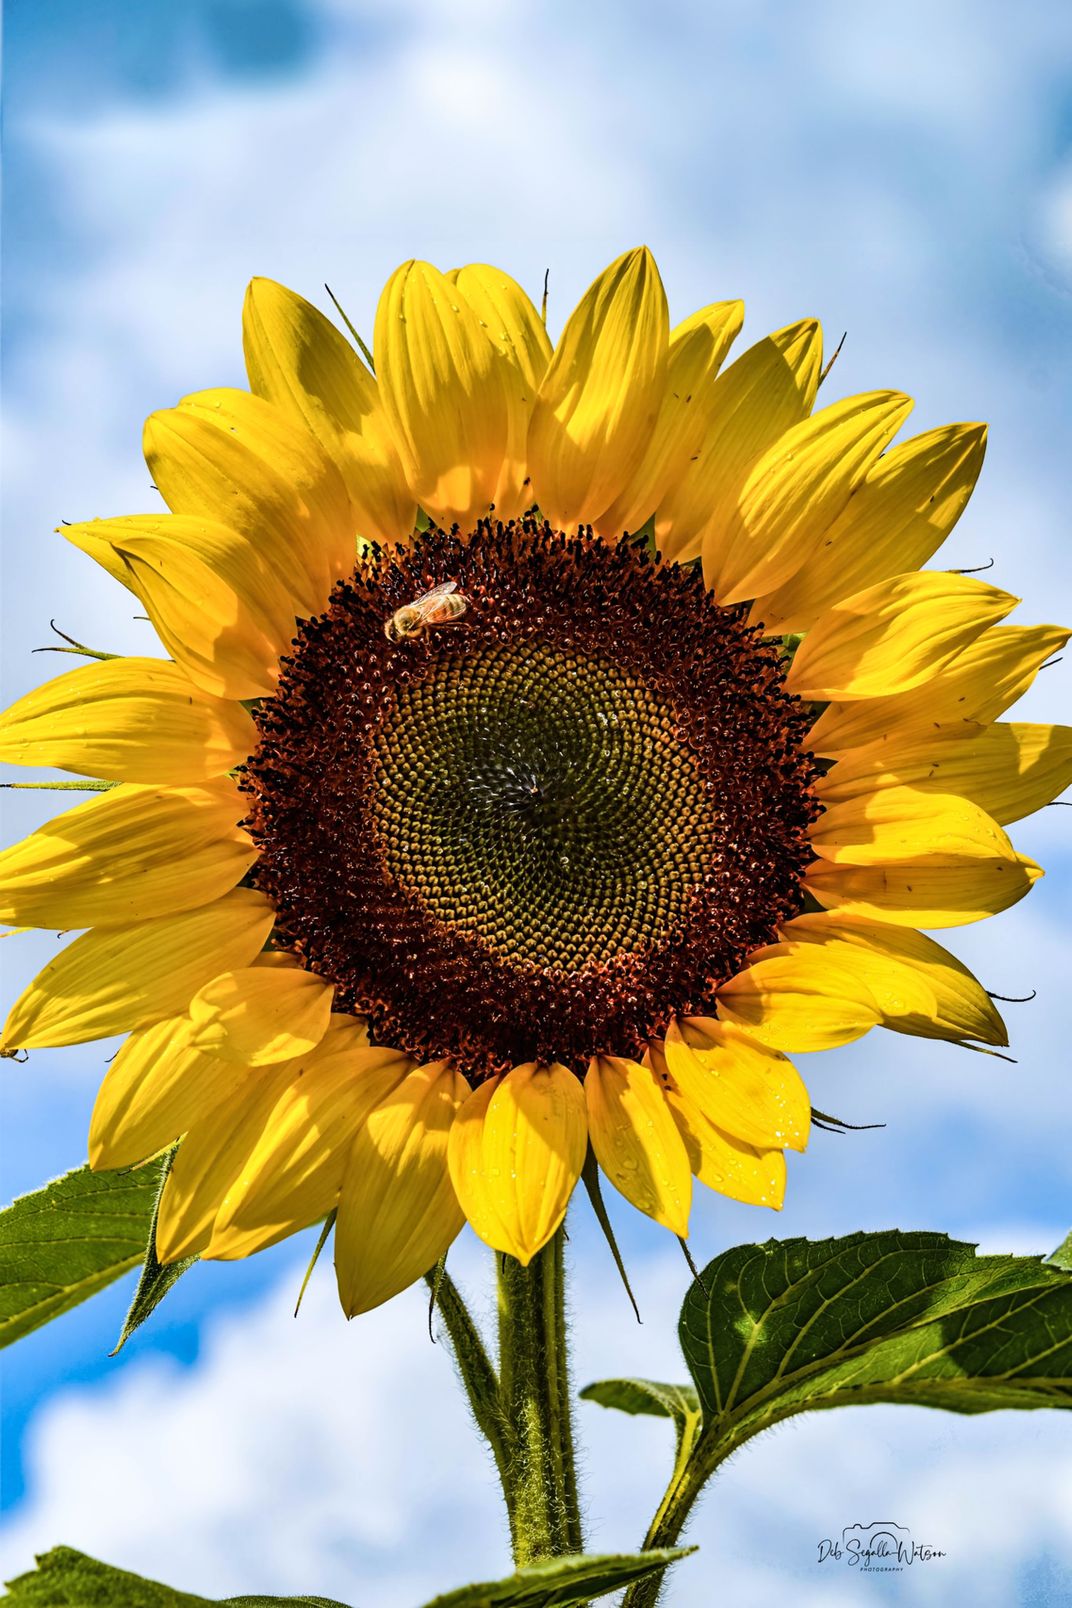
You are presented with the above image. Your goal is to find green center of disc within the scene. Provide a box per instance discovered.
[370,639,717,970]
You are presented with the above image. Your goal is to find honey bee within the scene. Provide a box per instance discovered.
[385,581,469,643]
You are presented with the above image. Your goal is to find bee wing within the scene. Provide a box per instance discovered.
[419,581,458,604]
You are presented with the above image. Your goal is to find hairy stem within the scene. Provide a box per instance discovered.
[620,1458,711,1608]
[497,1229,584,1563]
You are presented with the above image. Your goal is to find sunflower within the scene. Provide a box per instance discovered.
[2,249,1069,1317]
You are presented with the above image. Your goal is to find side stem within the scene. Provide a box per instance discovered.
[497,1229,584,1563]
[426,1263,510,1493]
[620,1459,710,1608]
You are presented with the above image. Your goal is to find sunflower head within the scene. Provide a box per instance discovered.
[1,247,1066,1316]
[244,515,820,1079]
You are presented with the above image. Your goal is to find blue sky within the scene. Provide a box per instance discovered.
[2,1,1071,1604]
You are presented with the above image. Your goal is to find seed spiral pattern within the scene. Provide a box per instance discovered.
[373,639,716,969]
[242,519,822,1078]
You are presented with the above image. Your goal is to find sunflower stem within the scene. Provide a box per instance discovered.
[496,1228,584,1564]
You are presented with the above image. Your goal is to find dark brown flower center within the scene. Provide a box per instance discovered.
[242,519,820,1078]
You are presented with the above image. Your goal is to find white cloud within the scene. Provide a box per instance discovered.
[2,1241,1070,1606]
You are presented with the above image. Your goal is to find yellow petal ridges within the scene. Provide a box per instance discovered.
[715,949,881,1051]
[774,912,1007,1046]
[62,521,139,591]
[809,786,1023,866]
[445,1076,512,1253]
[593,299,744,538]
[79,515,297,701]
[448,264,552,521]
[155,1058,299,1264]
[0,658,255,784]
[335,1061,470,1317]
[188,954,335,1065]
[656,318,822,565]
[243,277,415,543]
[786,573,1018,701]
[655,1051,786,1210]
[89,1014,249,1170]
[374,260,510,529]
[1,887,275,1051]
[806,850,1041,928]
[144,391,352,619]
[707,390,913,605]
[449,265,553,395]
[527,247,669,529]
[662,1018,810,1152]
[816,721,1072,827]
[807,624,1070,756]
[584,1055,691,1235]
[453,1062,587,1264]
[209,1027,414,1261]
[753,422,987,633]
[0,779,254,928]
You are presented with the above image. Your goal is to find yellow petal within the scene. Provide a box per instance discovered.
[62,522,139,592]
[335,1061,470,1316]
[243,277,415,543]
[806,851,1042,927]
[593,299,744,538]
[144,391,352,619]
[527,247,669,529]
[715,949,881,1051]
[807,624,1071,756]
[707,390,913,604]
[1,886,275,1051]
[0,657,255,783]
[76,515,297,701]
[786,572,1018,701]
[809,786,1022,866]
[753,422,987,633]
[0,778,254,928]
[89,1014,249,1170]
[662,1018,810,1152]
[478,1062,587,1264]
[374,260,510,528]
[188,953,334,1065]
[584,1055,691,1235]
[209,1026,414,1260]
[449,264,552,393]
[656,1060,786,1210]
[449,264,553,520]
[816,721,1072,827]
[656,318,822,565]
[774,911,1007,1045]
[445,1076,512,1253]
[156,1058,297,1263]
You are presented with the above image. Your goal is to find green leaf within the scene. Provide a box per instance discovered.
[112,1149,197,1354]
[583,1234,1072,1607]
[1049,1230,1072,1272]
[3,1547,346,1608]
[418,1549,694,1608]
[2,1547,693,1608]
[0,1162,166,1348]
[680,1231,1072,1474]
[579,1379,699,1427]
